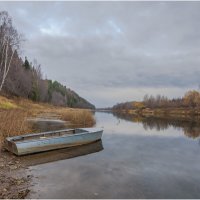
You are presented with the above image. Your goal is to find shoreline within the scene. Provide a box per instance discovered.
[0,148,31,199]
[112,107,200,121]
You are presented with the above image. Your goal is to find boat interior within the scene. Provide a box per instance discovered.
[11,129,88,142]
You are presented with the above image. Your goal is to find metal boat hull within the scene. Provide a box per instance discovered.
[5,128,103,156]
[19,140,104,166]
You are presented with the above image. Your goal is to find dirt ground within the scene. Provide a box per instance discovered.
[0,147,31,199]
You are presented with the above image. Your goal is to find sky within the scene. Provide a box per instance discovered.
[0,1,200,107]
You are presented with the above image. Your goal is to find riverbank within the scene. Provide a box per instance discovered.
[113,107,200,120]
[0,95,96,198]
[0,95,95,142]
[0,149,31,199]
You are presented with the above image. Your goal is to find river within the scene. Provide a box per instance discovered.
[27,111,200,198]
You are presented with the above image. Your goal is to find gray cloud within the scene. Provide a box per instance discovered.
[0,1,200,107]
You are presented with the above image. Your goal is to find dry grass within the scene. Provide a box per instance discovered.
[61,109,96,127]
[0,109,32,144]
[0,96,18,109]
[0,95,96,144]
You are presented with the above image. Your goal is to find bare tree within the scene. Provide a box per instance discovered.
[31,59,43,101]
[39,79,49,102]
[0,11,22,91]
[4,52,32,97]
[51,91,65,106]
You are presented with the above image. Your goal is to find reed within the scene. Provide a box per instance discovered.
[0,96,96,145]
[0,109,32,144]
[61,109,96,127]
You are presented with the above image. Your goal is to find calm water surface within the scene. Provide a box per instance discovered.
[28,112,200,199]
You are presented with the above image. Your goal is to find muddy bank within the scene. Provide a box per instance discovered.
[0,148,32,199]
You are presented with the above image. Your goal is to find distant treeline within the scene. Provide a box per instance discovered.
[113,90,200,110]
[0,11,94,109]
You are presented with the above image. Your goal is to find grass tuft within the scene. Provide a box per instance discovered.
[0,96,18,109]
[0,109,32,144]
[61,109,96,127]
[0,101,18,109]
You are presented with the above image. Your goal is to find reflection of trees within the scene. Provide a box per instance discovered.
[183,125,200,138]
[112,112,200,138]
[142,118,171,131]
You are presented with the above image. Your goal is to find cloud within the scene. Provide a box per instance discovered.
[0,1,200,107]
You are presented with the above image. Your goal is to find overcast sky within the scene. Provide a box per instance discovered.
[1,1,200,107]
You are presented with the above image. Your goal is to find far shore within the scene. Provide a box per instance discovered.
[112,107,200,121]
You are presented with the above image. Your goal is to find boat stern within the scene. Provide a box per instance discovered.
[5,138,18,155]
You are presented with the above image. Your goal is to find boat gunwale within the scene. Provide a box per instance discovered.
[6,128,75,141]
[7,128,103,144]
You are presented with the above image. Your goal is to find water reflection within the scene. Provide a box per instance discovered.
[112,112,200,138]
[27,118,69,132]
[20,140,103,166]
[28,112,200,199]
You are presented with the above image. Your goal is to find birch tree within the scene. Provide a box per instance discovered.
[0,11,21,91]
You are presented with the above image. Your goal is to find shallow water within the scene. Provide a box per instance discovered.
[28,112,200,198]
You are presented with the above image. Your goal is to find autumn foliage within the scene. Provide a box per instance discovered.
[113,90,200,110]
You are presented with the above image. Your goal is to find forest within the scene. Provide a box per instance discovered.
[0,11,95,109]
[113,90,200,110]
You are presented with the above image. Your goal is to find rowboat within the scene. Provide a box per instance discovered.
[5,128,103,156]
